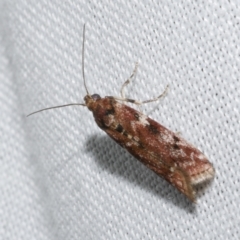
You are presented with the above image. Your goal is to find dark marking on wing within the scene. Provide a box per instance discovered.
[137,141,145,149]
[105,108,115,115]
[123,131,128,137]
[99,119,108,129]
[173,135,180,149]
[173,135,180,142]
[147,124,159,134]
[115,124,123,133]
[173,143,180,150]
[134,113,139,120]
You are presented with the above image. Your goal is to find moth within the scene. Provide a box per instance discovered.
[28,24,215,202]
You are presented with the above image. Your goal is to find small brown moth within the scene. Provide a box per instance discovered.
[28,24,215,202]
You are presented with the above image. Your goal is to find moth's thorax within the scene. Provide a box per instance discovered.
[84,95,116,129]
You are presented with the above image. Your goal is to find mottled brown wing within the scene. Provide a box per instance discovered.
[107,128,196,201]
[91,97,214,201]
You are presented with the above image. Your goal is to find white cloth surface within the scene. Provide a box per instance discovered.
[1,1,239,239]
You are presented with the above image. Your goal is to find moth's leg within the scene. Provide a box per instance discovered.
[115,85,169,105]
[140,85,169,104]
[120,62,138,98]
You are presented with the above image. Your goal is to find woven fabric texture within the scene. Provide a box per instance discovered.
[1,1,239,239]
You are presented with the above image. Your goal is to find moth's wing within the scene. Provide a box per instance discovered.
[97,100,213,201]
[149,162,196,201]
[138,116,215,187]
[103,117,196,202]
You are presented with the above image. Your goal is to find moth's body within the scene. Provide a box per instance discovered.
[85,94,215,201]
[28,24,215,202]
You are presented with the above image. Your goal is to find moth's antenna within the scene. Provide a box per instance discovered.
[82,23,90,95]
[27,24,89,117]
[27,103,86,117]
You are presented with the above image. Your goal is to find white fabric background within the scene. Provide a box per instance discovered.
[1,0,239,239]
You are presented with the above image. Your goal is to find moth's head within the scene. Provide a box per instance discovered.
[84,94,101,111]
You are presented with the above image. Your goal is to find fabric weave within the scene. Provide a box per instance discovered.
[0,1,239,239]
